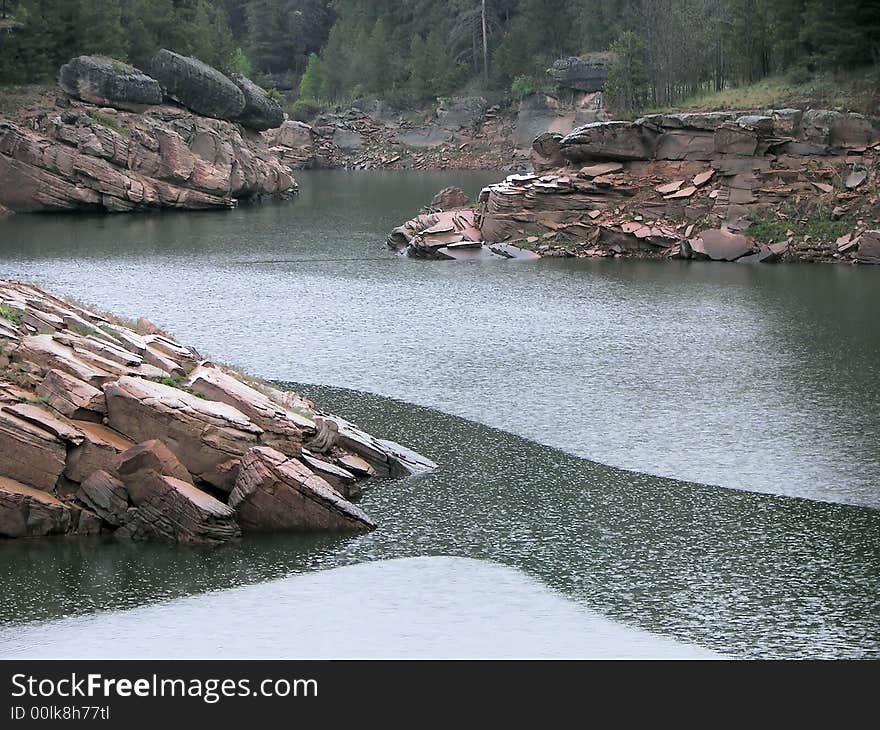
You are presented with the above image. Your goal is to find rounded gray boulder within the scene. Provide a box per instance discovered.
[148,49,245,120]
[59,56,163,111]
[233,76,284,131]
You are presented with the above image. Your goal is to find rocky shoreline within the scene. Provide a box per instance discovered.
[389,109,880,264]
[0,280,434,544]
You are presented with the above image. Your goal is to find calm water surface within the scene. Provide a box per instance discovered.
[0,171,877,658]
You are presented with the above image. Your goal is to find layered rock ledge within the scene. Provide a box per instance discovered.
[0,54,294,213]
[0,280,434,544]
[390,109,880,264]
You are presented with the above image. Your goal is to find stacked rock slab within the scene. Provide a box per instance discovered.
[394,108,878,264]
[0,279,436,544]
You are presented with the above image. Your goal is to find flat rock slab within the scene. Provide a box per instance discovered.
[188,363,306,455]
[561,122,656,162]
[578,162,623,178]
[229,447,375,532]
[845,170,867,189]
[103,376,262,491]
[36,369,105,421]
[692,229,754,261]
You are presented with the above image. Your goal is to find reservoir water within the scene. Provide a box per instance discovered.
[0,170,877,658]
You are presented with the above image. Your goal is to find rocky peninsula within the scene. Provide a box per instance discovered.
[389,109,880,264]
[0,280,434,544]
[0,53,295,214]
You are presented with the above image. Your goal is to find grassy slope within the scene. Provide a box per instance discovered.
[642,68,880,117]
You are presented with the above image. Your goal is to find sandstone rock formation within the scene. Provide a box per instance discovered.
[392,108,880,265]
[229,447,375,532]
[428,186,469,211]
[0,280,436,544]
[59,56,163,111]
[149,50,245,121]
[0,104,296,212]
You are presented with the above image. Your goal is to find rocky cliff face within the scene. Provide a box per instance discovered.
[0,103,296,213]
[0,280,434,544]
[391,108,880,264]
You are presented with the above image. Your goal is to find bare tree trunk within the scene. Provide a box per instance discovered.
[481,0,489,86]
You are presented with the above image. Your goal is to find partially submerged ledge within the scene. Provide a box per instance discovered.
[0,280,434,544]
[389,109,880,264]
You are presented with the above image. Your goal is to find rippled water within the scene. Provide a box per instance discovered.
[0,557,718,659]
[0,170,878,658]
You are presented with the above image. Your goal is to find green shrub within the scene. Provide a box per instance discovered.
[0,304,23,324]
[510,74,537,101]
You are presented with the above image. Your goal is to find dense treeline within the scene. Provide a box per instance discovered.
[1,0,877,112]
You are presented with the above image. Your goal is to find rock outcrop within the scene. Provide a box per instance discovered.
[548,54,613,93]
[0,105,296,212]
[0,280,436,544]
[148,50,245,121]
[229,447,375,532]
[392,109,880,265]
[233,76,284,132]
[428,186,469,211]
[0,52,292,213]
[59,56,163,111]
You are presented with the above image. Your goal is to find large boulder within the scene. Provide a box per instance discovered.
[531,131,566,172]
[77,470,130,527]
[0,476,74,537]
[148,49,245,121]
[117,439,194,486]
[234,76,284,131]
[855,231,880,264]
[429,186,469,210]
[64,420,134,483]
[59,55,162,111]
[560,121,657,162]
[103,376,263,491]
[229,446,376,532]
[270,120,315,149]
[115,469,240,544]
